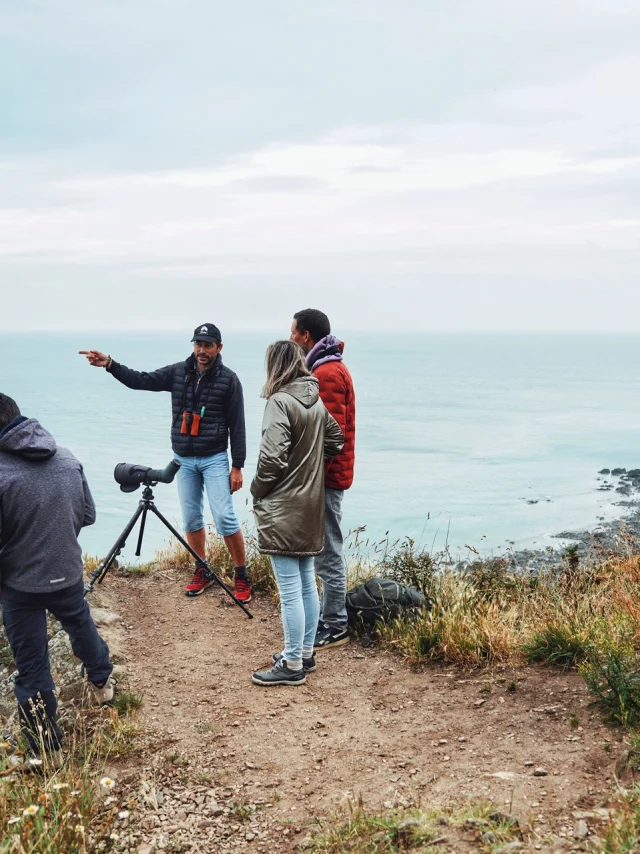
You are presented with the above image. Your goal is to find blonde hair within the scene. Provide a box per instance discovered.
[262,340,310,398]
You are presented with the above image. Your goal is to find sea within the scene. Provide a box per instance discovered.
[2,332,640,563]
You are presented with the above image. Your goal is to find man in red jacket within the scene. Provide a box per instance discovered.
[291,309,356,649]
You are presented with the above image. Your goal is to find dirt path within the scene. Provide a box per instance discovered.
[108,567,623,852]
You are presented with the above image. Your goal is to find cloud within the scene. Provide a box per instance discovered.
[2,1,640,330]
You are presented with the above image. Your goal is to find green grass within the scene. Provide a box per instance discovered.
[300,800,523,853]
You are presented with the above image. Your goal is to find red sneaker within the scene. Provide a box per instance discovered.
[185,567,213,597]
[234,576,252,603]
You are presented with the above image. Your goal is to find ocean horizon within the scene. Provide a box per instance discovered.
[2,331,639,563]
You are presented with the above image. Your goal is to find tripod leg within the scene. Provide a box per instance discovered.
[85,502,146,594]
[135,506,149,557]
[148,504,253,619]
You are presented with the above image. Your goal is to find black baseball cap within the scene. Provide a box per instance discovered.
[191,323,222,344]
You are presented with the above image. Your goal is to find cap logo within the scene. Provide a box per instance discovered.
[200,325,208,334]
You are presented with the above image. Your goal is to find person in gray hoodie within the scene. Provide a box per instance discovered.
[0,393,114,756]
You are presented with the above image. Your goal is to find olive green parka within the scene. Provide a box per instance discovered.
[250,376,344,556]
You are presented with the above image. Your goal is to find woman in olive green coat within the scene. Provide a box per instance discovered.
[251,340,343,687]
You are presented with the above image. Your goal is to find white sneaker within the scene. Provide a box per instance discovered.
[90,676,116,705]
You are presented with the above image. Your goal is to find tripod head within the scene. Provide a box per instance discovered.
[114,459,181,493]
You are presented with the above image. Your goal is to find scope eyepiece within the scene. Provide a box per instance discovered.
[113,459,181,493]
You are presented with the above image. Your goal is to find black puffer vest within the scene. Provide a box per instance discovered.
[108,354,246,466]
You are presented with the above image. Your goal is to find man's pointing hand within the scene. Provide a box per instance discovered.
[79,350,111,368]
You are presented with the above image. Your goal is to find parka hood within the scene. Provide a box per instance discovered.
[280,376,320,409]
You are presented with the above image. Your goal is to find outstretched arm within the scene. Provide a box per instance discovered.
[79,350,174,392]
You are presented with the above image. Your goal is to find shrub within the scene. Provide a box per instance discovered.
[581,649,640,727]
[523,620,594,667]
[377,539,435,597]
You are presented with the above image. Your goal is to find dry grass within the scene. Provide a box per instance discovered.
[151,524,278,596]
[378,550,640,670]
[0,687,142,851]
[301,797,522,853]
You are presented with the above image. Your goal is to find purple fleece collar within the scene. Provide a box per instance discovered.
[306,335,343,371]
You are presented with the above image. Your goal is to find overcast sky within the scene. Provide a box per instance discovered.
[1,0,640,332]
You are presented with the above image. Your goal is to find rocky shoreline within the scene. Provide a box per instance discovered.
[490,467,640,575]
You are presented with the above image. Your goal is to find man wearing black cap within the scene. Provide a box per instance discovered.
[79,324,250,601]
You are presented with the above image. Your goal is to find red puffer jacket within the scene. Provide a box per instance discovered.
[313,356,356,491]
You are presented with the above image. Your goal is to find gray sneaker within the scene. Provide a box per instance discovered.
[272,652,316,672]
[252,659,306,687]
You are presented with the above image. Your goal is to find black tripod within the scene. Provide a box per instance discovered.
[85,485,253,619]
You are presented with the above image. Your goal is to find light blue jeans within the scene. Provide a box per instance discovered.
[270,555,319,663]
[174,452,240,536]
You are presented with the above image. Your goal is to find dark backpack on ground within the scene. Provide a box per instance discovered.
[346,577,430,633]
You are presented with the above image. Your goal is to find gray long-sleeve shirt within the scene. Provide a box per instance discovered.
[0,417,96,593]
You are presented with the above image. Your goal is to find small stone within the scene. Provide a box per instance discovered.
[533,767,548,777]
[482,831,498,844]
[573,819,589,839]
[524,761,534,767]
[171,700,179,707]
[474,700,486,708]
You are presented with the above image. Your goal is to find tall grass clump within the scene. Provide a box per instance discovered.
[0,695,140,852]
[371,541,640,686]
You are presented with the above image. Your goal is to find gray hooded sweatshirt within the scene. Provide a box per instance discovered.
[0,417,96,593]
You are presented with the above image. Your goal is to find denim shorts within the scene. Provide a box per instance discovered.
[174,452,240,536]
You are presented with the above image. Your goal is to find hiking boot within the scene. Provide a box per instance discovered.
[314,624,349,650]
[185,566,213,597]
[251,659,306,687]
[234,575,252,603]
[91,676,116,706]
[272,652,316,673]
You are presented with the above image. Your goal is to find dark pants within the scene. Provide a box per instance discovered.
[1,578,112,752]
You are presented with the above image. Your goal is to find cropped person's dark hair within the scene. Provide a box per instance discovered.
[0,394,20,431]
[293,309,331,344]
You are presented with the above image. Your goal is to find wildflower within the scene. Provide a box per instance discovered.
[104,796,117,805]
[1,741,10,749]
[100,776,115,790]
[28,758,43,766]
[75,824,85,834]
[70,790,81,795]
[109,833,119,841]
[23,805,38,816]
[53,782,70,791]
[7,817,21,825]
[118,810,130,819]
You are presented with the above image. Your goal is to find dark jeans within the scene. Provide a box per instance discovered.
[1,578,112,752]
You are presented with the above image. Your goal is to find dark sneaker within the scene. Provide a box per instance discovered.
[272,652,316,673]
[185,567,213,597]
[314,624,349,650]
[252,659,306,687]
[234,576,252,603]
